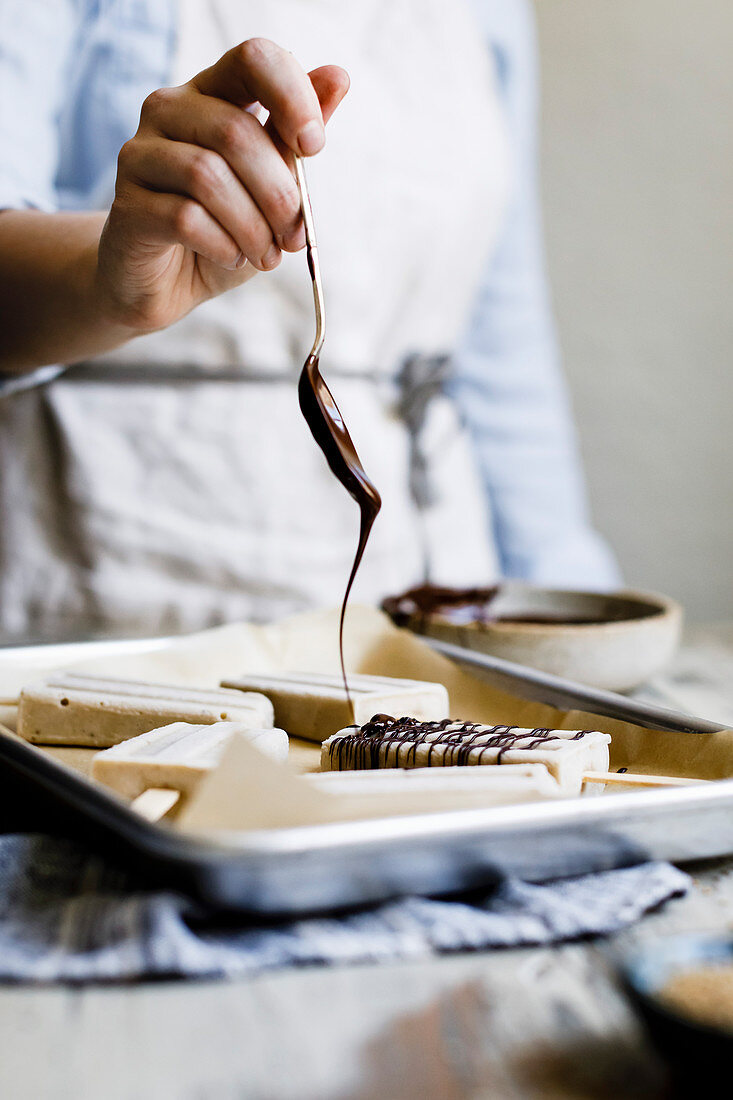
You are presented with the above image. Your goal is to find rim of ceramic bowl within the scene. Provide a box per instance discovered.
[414,588,683,634]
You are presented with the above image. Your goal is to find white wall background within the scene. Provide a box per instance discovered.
[534,0,733,621]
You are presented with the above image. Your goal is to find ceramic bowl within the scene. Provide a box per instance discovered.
[620,933,733,1091]
[381,583,682,692]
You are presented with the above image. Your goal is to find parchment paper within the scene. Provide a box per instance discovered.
[2,606,732,829]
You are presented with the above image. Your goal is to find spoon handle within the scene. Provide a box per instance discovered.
[294,155,326,360]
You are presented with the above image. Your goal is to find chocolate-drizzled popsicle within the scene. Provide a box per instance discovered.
[321,715,611,795]
[321,716,705,793]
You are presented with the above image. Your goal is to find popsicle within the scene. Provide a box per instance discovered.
[306,764,565,812]
[18,673,274,747]
[92,721,289,802]
[321,716,611,795]
[221,671,449,741]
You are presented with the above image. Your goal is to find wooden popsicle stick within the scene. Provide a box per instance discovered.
[583,770,707,788]
[130,787,181,821]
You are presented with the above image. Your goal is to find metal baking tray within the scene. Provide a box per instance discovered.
[1,635,732,916]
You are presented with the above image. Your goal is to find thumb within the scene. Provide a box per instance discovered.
[308,65,350,124]
[264,65,349,157]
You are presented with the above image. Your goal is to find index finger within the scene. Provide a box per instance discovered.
[192,38,326,156]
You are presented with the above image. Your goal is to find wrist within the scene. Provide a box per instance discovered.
[0,209,143,372]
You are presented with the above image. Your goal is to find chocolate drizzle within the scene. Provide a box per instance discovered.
[298,353,382,714]
[327,714,593,770]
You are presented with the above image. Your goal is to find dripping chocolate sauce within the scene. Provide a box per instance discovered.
[298,344,381,715]
[327,714,592,771]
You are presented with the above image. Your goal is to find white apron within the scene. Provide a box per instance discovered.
[0,0,510,638]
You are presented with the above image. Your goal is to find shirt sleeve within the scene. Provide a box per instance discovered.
[0,0,78,211]
[451,0,620,589]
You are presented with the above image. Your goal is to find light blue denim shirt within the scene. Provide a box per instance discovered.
[0,0,619,588]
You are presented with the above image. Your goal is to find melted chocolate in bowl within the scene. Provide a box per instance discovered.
[382,584,501,627]
[298,354,382,711]
[382,583,663,629]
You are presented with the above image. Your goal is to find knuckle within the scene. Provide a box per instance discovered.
[249,217,272,249]
[141,85,173,121]
[216,115,250,157]
[237,37,278,68]
[171,199,200,239]
[269,182,300,225]
[116,139,136,173]
[188,149,227,195]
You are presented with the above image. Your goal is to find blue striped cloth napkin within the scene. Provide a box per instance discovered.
[0,835,689,984]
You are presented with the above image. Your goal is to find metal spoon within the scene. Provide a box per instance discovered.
[293,154,325,359]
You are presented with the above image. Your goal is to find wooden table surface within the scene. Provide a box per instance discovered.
[3,624,733,1100]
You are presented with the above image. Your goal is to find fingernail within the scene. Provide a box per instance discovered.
[234,251,246,269]
[262,243,281,270]
[297,120,324,156]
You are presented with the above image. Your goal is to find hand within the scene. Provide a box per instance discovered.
[96,39,349,334]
